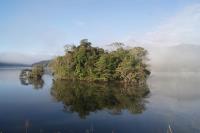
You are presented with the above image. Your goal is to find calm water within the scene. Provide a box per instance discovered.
[0,69,200,133]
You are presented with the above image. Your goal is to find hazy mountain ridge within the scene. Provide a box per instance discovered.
[0,62,30,67]
[0,60,51,68]
[32,60,51,67]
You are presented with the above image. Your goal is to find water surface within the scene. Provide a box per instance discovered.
[0,69,199,133]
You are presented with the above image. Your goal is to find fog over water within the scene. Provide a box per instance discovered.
[148,44,200,72]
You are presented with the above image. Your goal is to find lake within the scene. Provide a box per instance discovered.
[0,69,199,133]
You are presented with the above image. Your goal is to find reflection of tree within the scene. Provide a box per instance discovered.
[20,77,44,89]
[51,80,150,118]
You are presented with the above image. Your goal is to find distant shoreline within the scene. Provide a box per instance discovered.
[0,66,31,70]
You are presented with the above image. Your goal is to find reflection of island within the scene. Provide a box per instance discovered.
[20,77,44,89]
[51,80,150,118]
[19,66,45,89]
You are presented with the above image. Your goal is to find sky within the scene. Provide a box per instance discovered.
[0,0,200,64]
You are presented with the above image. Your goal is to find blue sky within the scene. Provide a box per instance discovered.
[0,0,200,63]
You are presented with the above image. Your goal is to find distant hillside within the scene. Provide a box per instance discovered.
[32,60,51,67]
[0,62,30,67]
[0,60,51,68]
[149,44,200,72]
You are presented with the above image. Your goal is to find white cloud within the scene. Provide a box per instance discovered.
[141,4,200,46]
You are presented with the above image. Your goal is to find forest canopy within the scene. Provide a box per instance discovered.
[50,39,150,83]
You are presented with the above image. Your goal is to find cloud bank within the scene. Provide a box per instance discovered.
[141,4,200,46]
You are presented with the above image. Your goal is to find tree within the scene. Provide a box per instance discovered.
[29,65,44,79]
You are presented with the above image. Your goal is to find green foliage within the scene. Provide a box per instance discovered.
[50,39,150,83]
[29,65,44,79]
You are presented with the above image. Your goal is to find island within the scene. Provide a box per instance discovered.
[49,39,150,85]
[20,65,44,79]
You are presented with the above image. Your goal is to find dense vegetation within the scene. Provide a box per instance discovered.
[50,39,150,84]
[29,65,44,79]
[51,80,149,118]
[20,65,44,79]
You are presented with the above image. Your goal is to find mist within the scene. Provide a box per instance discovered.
[147,44,200,72]
[139,4,200,72]
[0,52,54,65]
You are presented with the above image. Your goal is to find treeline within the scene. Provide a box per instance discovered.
[50,39,150,83]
